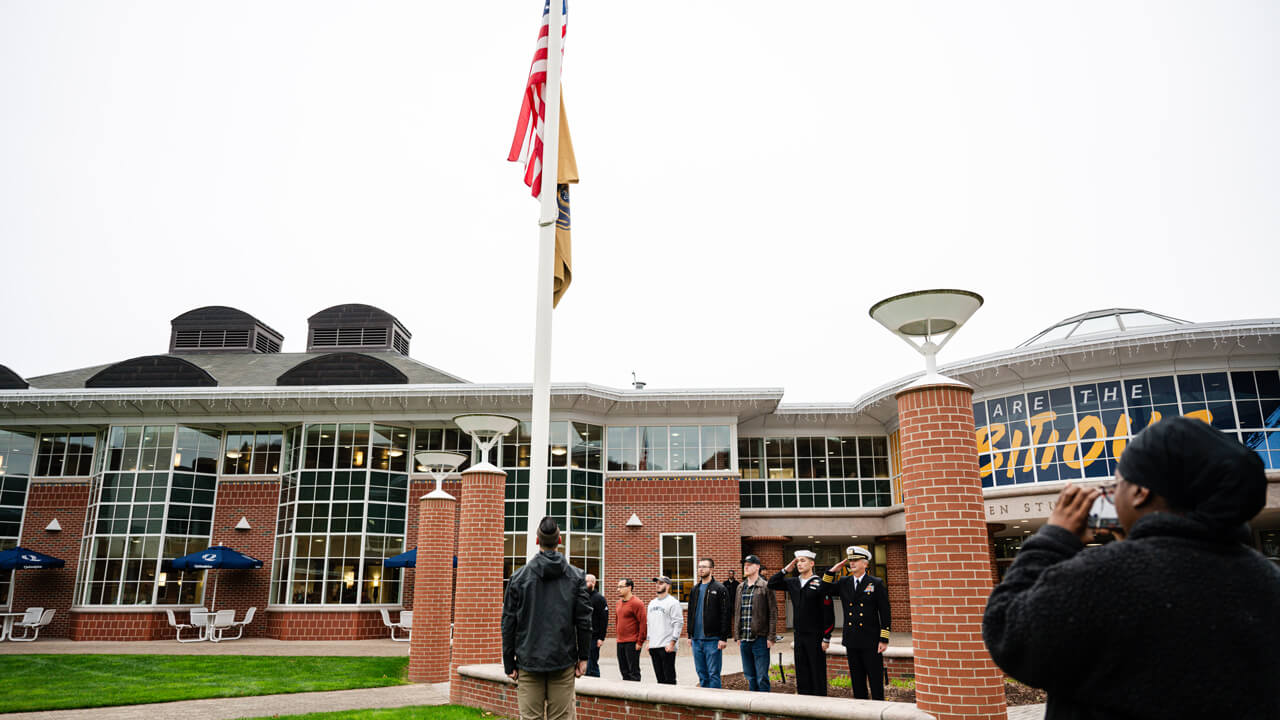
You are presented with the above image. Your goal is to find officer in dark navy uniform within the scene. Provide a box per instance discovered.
[768,549,834,696]
[823,545,891,700]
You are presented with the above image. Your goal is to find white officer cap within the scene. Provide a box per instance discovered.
[794,549,816,560]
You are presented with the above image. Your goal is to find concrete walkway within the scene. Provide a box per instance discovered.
[1,683,450,720]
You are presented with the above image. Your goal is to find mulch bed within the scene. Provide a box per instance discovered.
[721,669,1046,706]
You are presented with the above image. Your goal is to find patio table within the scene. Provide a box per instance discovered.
[189,610,216,642]
[0,612,26,641]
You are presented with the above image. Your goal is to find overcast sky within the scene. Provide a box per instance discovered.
[2,1,1277,402]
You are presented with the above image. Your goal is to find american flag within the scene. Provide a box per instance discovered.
[507,0,568,199]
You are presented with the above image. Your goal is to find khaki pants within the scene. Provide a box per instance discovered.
[517,665,576,720]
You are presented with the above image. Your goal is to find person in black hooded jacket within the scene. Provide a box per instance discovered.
[502,517,592,720]
[984,416,1280,720]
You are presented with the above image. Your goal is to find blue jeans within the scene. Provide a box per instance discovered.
[692,638,723,688]
[586,641,601,677]
[739,637,771,692]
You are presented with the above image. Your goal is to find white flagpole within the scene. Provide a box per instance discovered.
[527,0,563,559]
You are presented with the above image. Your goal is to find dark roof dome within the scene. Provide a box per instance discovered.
[172,306,263,327]
[170,306,283,354]
[0,364,29,389]
[276,353,409,386]
[308,303,402,326]
[86,356,218,388]
[307,304,411,355]
[1019,308,1189,348]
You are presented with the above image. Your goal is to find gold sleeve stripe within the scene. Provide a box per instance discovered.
[822,574,835,583]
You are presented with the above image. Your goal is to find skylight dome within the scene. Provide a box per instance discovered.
[1018,309,1188,348]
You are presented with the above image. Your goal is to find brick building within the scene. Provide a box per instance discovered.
[0,304,1277,640]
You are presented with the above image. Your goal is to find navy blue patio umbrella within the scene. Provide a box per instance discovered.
[171,546,263,610]
[0,547,65,570]
[383,547,416,569]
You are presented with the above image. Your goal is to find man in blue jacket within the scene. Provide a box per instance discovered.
[502,517,592,719]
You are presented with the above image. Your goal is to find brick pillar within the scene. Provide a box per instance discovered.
[408,489,457,683]
[449,464,506,701]
[897,383,1007,720]
[883,536,912,634]
[745,536,789,634]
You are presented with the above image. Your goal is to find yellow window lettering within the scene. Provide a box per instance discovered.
[1026,412,1054,472]
[1005,429,1026,479]
[976,424,1005,478]
[1063,415,1106,470]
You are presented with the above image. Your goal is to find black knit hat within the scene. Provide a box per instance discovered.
[1116,416,1266,532]
[536,516,560,547]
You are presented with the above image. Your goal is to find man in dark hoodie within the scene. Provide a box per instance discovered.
[984,417,1280,719]
[502,517,592,720]
[584,573,608,677]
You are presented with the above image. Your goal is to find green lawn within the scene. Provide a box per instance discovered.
[246,706,505,720]
[0,655,410,713]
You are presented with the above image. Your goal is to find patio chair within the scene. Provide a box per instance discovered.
[189,607,210,640]
[214,607,256,642]
[11,608,54,641]
[380,608,411,642]
[165,609,203,642]
[209,609,236,642]
[20,607,44,625]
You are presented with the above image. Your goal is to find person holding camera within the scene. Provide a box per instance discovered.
[983,417,1280,718]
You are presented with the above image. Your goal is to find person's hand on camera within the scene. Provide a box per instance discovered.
[1048,483,1102,544]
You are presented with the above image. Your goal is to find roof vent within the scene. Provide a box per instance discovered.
[170,306,284,354]
[306,304,411,356]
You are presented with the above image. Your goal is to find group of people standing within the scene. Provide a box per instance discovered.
[501,516,893,720]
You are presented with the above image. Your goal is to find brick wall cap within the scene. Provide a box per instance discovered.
[457,664,935,719]
[460,461,506,478]
[895,377,973,397]
[827,641,914,659]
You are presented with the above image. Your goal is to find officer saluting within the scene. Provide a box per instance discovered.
[823,545,891,700]
[768,549,833,696]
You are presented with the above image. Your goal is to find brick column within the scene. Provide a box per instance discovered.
[408,489,458,683]
[883,536,912,634]
[449,464,506,701]
[897,383,1007,720]
[744,536,789,634]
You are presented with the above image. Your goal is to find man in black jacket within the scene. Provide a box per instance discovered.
[584,573,608,677]
[686,557,732,687]
[823,546,890,699]
[502,517,592,720]
[984,417,1280,719]
[769,549,834,696]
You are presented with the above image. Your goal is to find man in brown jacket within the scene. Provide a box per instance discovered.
[731,554,777,692]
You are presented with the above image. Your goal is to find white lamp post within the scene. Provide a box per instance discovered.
[452,414,520,470]
[415,451,467,500]
[869,289,984,386]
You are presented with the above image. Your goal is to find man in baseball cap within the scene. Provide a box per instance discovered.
[646,574,683,684]
[732,554,777,692]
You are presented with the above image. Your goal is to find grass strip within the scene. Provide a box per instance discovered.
[0,655,409,713]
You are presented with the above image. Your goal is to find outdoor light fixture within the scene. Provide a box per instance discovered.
[235,517,251,531]
[453,414,519,468]
[869,289,984,384]
[626,513,643,527]
[415,450,467,499]
[45,518,61,532]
